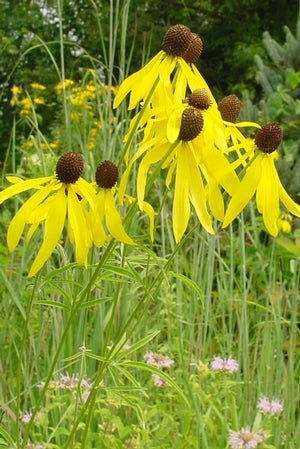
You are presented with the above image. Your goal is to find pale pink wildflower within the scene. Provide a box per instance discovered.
[152,373,168,387]
[229,427,264,449]
[59,373,91,390]
[210,356,239,372]
[144,352,174,369]
[24,442,43,449]
[20,410,33,423]
[81,389,91,403]
[210,356,224,370]
[257,396,283,415]
[20,410,40,424]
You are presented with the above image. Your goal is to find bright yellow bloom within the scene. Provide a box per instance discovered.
[49,141,59,150]
[19,97,32,115]
[277,213,292,234]
[114,25,204,111]
[120,101,240,242]
[30,82,46,91]
[33,97,44,105]
[10,86,22,106]
[0,153,95,277]
[55,79,74,95]
[11,86,22,95]
[223,123,300,236]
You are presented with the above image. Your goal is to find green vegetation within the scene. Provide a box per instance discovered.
[0,1,299,448]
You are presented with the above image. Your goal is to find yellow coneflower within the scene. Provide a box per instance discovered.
[223,123,300,236]
[0,152,96,276]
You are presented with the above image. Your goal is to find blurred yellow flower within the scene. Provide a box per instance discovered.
[33,97,44,105]
[277,214,292,234]
[55,79,75,95]
[30,82,46,91]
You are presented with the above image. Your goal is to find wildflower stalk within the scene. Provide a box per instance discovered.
[20,238,118,446]
[16,274,41,448]
[64,222,197,448]
[57,0,72,152]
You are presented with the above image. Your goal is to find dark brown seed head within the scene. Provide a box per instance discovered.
[56,152,84,184]
[96,160,119,189]
[185,88,211,110]
[178,107,204,141]
[182,33,203,63]
[218,94,242,123]
[254,123,283,153]
[162,24,192,56]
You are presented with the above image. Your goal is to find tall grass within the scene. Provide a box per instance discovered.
[0,1,299,448]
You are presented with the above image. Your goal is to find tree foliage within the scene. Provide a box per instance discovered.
[1,0,300,160]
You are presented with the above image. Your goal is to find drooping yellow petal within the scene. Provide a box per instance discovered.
[276,170,300,217]
[142,200,155,242]
[185,143,214,233]
[6,176,26,184]
[127,54,164,110]
[223,156,262,228]
[113,52,163,109]
[172,66,188,103]
[68,186,90,266]
[233,121,261,129]
[74,178,97,212]
[173,143,191,242]
[165,158,177,189]
[178,58,211,96]
[0,176,54,205]
[158,54,177,86]
[28,186,66,277]
[256,155,279,236]
[7,182,56,251]
[118,136,162,204]
[105,189,134,245]
[203,145,240,196]
[26,195,57,244]
[205,176,224,222]
[167,107,184,143]
[136,139,170,209]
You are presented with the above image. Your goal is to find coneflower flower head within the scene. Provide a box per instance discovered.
[184,88,211,110]
[178,106,204,141]
[95,160,119,189]
[254,122,283,153]
[181,32,203,63]
[55,152,84,184]
[161,24,193,56]
[218,94,242,123]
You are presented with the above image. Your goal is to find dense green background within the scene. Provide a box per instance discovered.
[1,0,300,161]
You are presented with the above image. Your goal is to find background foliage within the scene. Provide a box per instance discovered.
[1,0,300,161]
